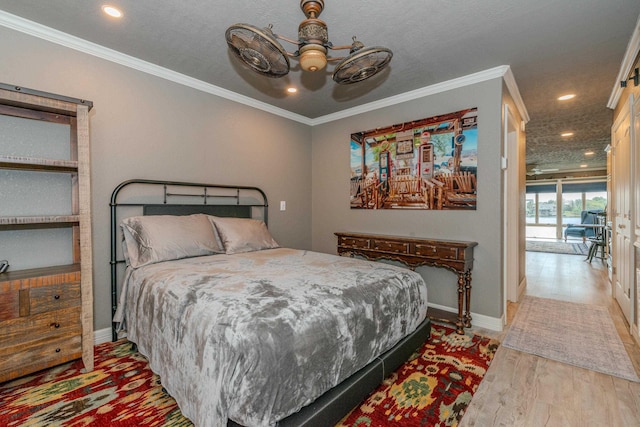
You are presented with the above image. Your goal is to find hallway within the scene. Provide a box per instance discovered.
[521,250,636,364]
[460,250,640,426]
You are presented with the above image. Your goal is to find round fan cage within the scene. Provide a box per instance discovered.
[225,24,290,78]
[332,47,393,85]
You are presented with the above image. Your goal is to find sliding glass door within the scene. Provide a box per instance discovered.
[526,179,606,240]
[526,183,557,239]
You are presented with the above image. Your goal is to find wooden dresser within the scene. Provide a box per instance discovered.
[335,232,477,334]
[0,265,83,382]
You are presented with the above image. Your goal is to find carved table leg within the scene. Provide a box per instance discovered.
[464,270,472,328]
[456,272,465,334]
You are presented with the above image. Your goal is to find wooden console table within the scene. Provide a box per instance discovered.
[335,232,477,334]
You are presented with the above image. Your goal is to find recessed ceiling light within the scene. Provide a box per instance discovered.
[102,5,123,18]
[286,87,298,94]
[561,132,574,137]
[584,150,594,156]
[580,164,588,168]
[558,94,576,101]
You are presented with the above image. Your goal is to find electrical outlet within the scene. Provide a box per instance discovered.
[280,201,286,211]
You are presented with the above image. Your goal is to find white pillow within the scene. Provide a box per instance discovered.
[208,216,279,254]
[121,214,224,268]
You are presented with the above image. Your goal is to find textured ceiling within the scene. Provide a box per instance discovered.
[0,0,638,175]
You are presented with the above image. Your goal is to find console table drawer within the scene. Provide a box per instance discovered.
[338,236,370,249]
[371,239,409,254]
[415,244,458,260]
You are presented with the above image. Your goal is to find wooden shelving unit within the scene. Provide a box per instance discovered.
[0,83,94,382]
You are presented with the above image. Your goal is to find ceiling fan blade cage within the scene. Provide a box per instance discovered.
[225,24,290,78]
[332,46,392,84]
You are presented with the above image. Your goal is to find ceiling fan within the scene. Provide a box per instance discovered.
[526,166,559,176]
[225,0,393,85]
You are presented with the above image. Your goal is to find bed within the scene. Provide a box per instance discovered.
[110,179,431,427]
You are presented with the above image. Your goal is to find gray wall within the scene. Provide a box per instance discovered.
[1,25,515,330]
[310,79,506,320]
[0,27,313,331]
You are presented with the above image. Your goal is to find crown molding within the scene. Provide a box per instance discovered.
[0,10,313,125]
[310,66,520,126]
[607,14,640,109]
[0,10,527,128]
[502,66,530,124]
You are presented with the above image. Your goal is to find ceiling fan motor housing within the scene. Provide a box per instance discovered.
[298,18,328,71]
[298,1,329,72]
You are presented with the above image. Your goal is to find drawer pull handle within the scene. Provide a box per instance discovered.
[433,248,437,252]
[54,295,60,300]
[51,323,60,328]
[55,348,61,353]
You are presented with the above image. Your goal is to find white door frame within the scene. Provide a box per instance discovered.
[611,94,635,329]
[631,93,639,337]
[503,104,524,321]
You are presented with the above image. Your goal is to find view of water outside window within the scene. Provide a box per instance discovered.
[526,192,557,239]
[526,190,607,240]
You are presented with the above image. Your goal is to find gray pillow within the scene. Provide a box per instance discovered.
[208,216,279,254]
[121,214,224,268]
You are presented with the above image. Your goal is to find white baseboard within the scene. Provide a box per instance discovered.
[93,327,113,345]
[428,302,504,332]
[517,277,527,300]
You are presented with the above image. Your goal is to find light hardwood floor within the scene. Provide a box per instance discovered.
[460,248,640,427]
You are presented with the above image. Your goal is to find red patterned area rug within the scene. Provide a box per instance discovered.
[0,324,498,427]
[0,341,191,427]
[337,325,499,427]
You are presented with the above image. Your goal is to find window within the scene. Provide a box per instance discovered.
[526,183,557,239]
[526,179,606,240]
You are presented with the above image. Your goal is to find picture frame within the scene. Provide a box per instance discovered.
[350,108,478,210]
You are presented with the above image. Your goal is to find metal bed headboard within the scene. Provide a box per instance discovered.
[110,179,269,341]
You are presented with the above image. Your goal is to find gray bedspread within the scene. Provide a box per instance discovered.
[119,248,428,427]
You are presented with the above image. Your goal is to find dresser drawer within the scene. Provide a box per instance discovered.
[30,281,81,315]
[0,334,82,383]
[0,306,82,348]
[371,239,409,254]
[339,236,370,249]
[415,244,459,260]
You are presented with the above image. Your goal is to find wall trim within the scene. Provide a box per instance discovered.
[502,66,530,124]
[428,302,504,332]
[1,10,525,128]
[93,327,112,345]
[608,14,640,109]
[310,66,515,125]
[517,276,527,300]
